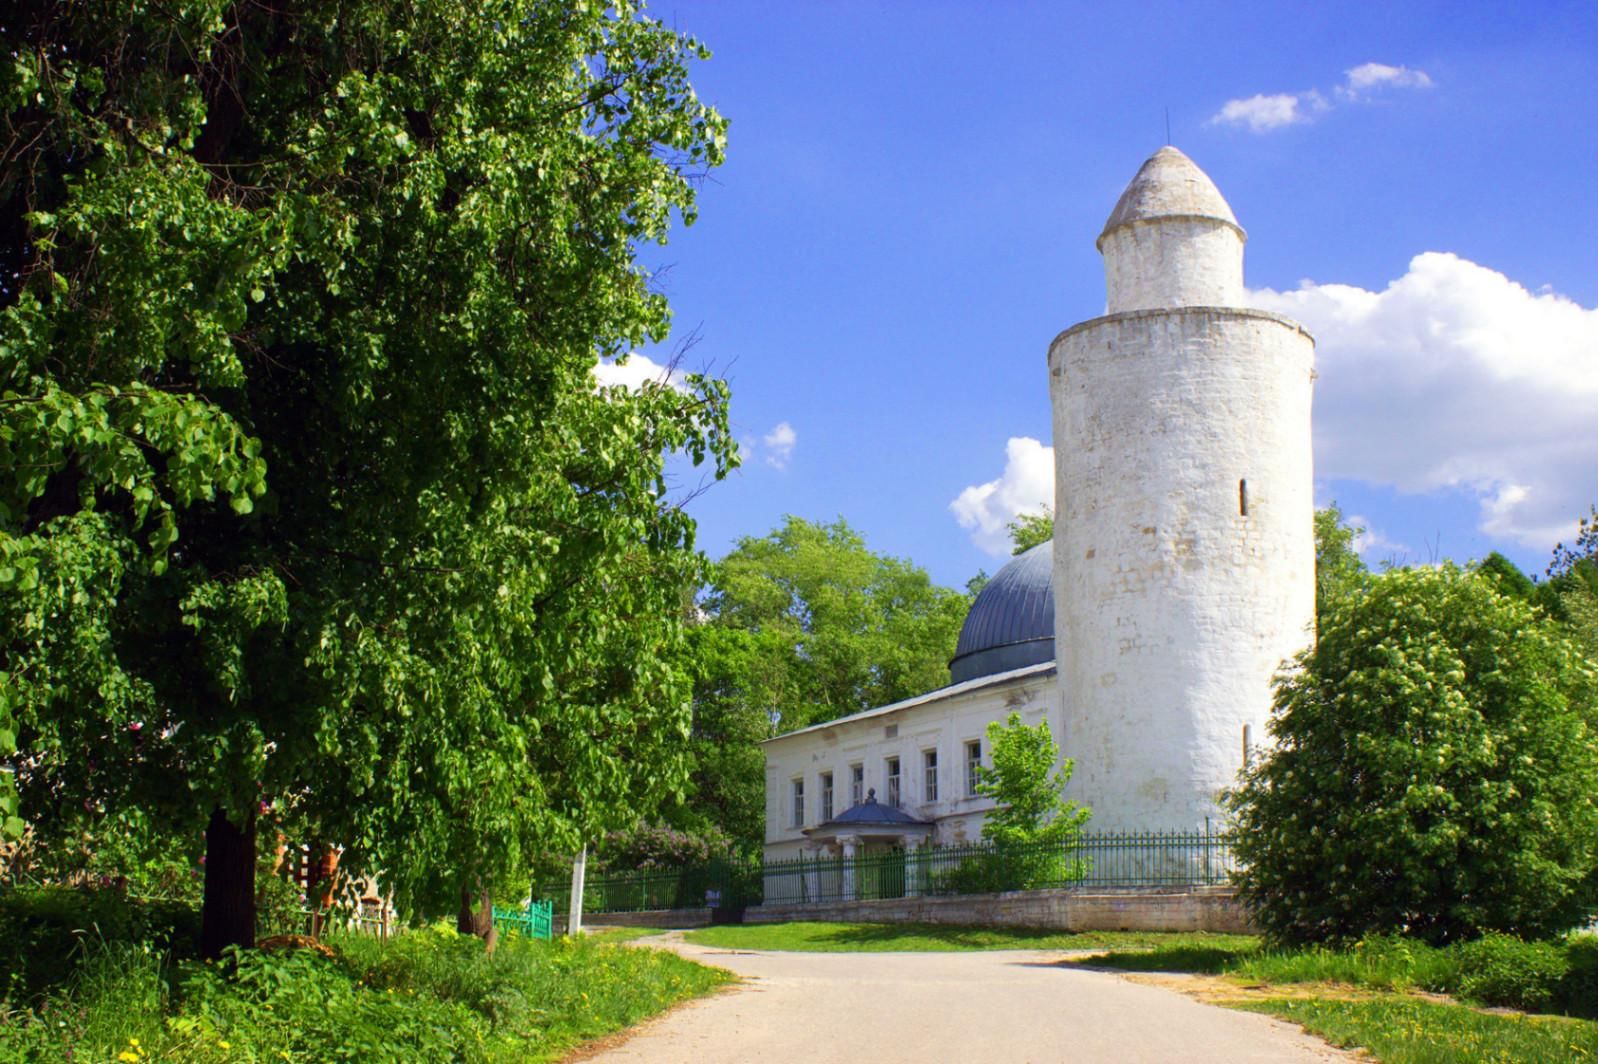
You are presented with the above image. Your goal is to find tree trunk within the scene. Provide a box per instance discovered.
[457,881,499,953]
[201,805,257,960]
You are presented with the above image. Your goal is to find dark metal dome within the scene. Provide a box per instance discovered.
[949,539,1054,684]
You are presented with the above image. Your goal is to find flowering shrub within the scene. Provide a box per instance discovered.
[1226,564,1598,945]
[595,823,737,872]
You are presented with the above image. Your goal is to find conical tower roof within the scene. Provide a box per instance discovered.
[1097,146,1243,249]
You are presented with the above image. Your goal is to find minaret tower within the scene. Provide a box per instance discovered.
[1049,147,1316,831]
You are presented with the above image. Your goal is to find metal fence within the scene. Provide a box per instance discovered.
[761,830,1237,906]
[563,831,1235,914]
[493,898,554,940]
[550,857,760,915]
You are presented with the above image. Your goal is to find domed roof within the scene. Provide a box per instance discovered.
[1097,146,1242,249]
[949,540,1054,685]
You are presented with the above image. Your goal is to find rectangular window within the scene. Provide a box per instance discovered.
[886,756,901,808]
[923,749,939,802]
[791,778,805,828]
[965,740,982,797]
[821,771,834,821]
[850,763,864,806]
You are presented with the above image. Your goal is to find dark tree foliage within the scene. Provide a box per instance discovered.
[1,0,732,954]
[1227,564,1598,946]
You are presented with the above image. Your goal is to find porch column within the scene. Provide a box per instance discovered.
[838,834,860,902]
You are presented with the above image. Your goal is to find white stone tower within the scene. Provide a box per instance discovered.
[1049,147,1316,831]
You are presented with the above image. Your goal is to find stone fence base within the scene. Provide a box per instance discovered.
[746,887,1252,934]
[556,906,715,934]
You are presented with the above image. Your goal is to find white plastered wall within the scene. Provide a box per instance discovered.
[1048,307,1315,831]
[1100,219,1245,313]
[761,669,1058,862]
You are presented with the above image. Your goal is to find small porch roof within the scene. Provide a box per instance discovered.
[804,789,933,844]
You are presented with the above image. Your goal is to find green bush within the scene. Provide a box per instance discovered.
[1452,934,1570,1013]
[930,847,1081,895]
[0,887,199,1004]
[1560,935,1598,1018]
[1227,565,1598,945]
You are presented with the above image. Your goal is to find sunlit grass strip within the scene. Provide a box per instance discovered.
[683,920,1259,954]
[1241,995,1598,1064]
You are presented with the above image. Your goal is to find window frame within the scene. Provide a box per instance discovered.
[965,739,983,798]
[885,756,902,809]
[850,763,864,806]
[923,748,939,802]
[791,776,805,829]
[820,771,834,822]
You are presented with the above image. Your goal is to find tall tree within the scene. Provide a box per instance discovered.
[1542,504,1598,660]
[704,517,970,731]
[1,0,731,955]
[1006,508,1054,555]
[1314,504,1368,624]
[673,518,970,847]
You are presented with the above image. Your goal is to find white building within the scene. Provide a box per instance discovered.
[763,147,1316,864]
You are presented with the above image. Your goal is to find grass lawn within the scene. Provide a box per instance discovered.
[1069,932,1598,1063]
[682,920,1257,954]
[1240,996,1598,1064]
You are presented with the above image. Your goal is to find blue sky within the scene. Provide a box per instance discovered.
[614,1,1598,589]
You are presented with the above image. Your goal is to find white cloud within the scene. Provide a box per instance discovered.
[1211,61,1432,133]
[1345,513,1410,562]
[1251,252,1598,551]
[592,352,684,391]
[762,421,797,469]
[950,437,1054,555]
[1209,93,1308,133]
[1340,62,1433,98]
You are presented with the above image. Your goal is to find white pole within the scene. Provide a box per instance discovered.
[567,845,587,936]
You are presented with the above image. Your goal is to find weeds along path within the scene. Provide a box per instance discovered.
[577,932,1355,1064]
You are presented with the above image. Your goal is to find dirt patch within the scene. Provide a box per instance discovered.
[1120,970,1456,1009]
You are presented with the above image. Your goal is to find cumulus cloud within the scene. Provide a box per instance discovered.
[762,421,797,469]
[1340,62,1433,98]
[1252,252,1598,550]
[1209,93,1309,133]
[591,352,684,391]
[950,437,1054,555]
[1211,61,1431,133]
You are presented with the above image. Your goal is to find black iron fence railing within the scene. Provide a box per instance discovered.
[559,830,1237,914]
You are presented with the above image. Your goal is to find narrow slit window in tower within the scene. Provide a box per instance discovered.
[1239,479,1249,517]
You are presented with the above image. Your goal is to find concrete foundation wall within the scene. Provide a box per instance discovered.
[747,888,1252,934]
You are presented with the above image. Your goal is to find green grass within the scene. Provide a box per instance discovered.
[1072,934,1457,983]
[1241,995,1598,1064]
[0,911,729,1063]
[1230,937,1460,992]
[682,920,1258,954]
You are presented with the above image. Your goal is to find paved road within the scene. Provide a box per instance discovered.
[582,934,1349,1064]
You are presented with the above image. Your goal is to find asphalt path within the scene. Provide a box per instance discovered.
[580,932,1351,1064]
